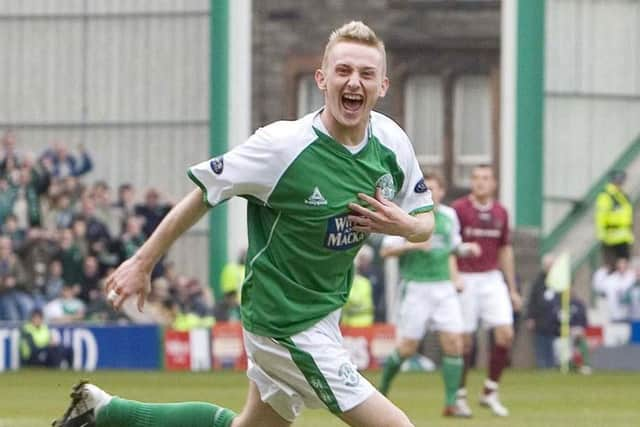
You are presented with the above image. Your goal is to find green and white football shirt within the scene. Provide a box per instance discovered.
[383,204,461,283]
[188,110,433,337]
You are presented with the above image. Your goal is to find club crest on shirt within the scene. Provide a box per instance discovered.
[209,157,224,175]
[375,173,395,200]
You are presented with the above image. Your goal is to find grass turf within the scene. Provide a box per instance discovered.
[0,369,637,427]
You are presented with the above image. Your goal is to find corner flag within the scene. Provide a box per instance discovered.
[545,251,572,373]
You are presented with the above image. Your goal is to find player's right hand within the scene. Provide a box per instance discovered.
[105,256,151,312]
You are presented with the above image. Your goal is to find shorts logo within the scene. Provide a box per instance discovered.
[209,157,224,175]
[325,215,366,250]
[414,178,428,194]
[375,173,396,200]
[338,362,360,387]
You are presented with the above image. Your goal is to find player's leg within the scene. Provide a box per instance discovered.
[439,331,466,415]
[379,338,420,395]
[431,282,468,417]
[478,271,514,416]
[339,391,414,427]
[231,382,292,427]
[456,273,479,413]
[53,380,238,427]
[379,281,431,396]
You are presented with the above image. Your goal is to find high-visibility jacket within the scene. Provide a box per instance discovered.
[20,322,51,360]
[220,263,245,294]
[595,183,634,245]
[341,274,374,327]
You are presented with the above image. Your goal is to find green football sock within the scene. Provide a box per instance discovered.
[577,337,591,366]
[96,397,236,427]
[442,355,463,406]
[379,350,405,396]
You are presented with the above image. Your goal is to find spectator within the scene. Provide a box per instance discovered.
[593,258,634,322]
[78,197,111,250]
[7,165,50,229]
[111,183,137,235]
[78,255,102,304]
[341,275,374,327]
[46,192,75,230]
[2,213,27,252]
[621,261,640,322]
[43,283,85,324]
[213,287,241,323]
[43,259,65,302]
[364,234,387,322]
[0,130,21,179]
[214,250,245,322]
[117,215,146,263]
[61,176,84,206]
[58,228,84,289]
[568,291,591,375]
[92,181,121,237]
[17,227,59,305]
[20,308,72,368]
[165,299,214,332]
[0,236,32,321]
[341,248,374,327]
[180,277,214,318]
[219,249,246,296]
[135,188,172,238]
[77,197,117,269]
[69,217,90,257]
[0,178,14,225]
[595,170,633,270]
[40,141,93,178]
[526,255,559,369]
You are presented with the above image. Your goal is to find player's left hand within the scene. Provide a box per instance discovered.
[510,289,523,312]
[348,189,420,237]
[105,256,151,312]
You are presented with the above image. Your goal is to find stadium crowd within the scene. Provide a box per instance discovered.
[0,130,220,328]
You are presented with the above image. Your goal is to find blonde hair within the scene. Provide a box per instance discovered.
[321,21,386,72]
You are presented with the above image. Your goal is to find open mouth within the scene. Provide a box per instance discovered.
[341,93,364,112]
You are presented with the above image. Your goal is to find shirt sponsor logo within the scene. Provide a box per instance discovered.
[376,173,396,200]
[209,157,224,175]
[325,215,366,250]
[464,227,501,238]
[305,186,328,206]
[414,178,428,194]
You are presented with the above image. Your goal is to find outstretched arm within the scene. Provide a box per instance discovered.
[106,188,210,310]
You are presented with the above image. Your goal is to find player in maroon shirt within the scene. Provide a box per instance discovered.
[452,165,522,417]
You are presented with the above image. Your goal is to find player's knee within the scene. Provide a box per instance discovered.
[494,326,514,347]
[440,333,463,355]
[397,339,419,358]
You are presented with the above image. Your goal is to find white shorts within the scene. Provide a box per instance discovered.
[396,281,464,340]
[243,309,375,421]
[459,270,514,333]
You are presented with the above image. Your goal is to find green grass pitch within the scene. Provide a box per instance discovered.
[1,369,637,426]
